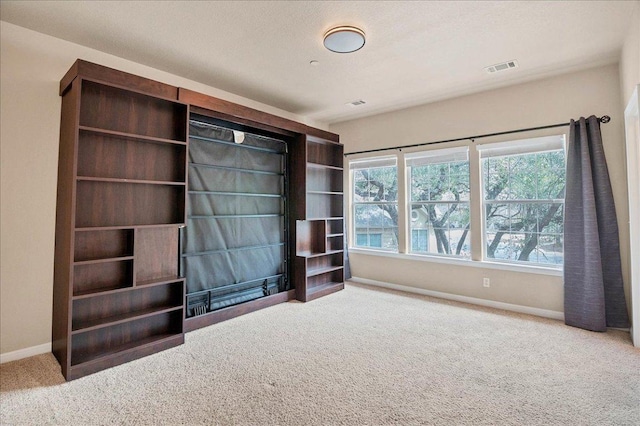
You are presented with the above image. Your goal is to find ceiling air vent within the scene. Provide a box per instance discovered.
[485,60,519,74]
[347,100,367,107]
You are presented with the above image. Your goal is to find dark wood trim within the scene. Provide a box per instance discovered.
[60,59,178,99]
[52,78,82,378]
[307,134,343,146]
[59,61,79,97]
[179,88,339,142]
[190,106,297,139]
[184,290,295,332]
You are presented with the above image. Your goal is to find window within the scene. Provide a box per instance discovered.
[406,148,470,258]
[348,135,566,271]
[351,157,398,251]
[479,135,566,266]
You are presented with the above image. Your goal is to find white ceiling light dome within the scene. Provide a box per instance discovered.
[323,26,366,53]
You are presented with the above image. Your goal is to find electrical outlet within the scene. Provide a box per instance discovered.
[483,278,490,288]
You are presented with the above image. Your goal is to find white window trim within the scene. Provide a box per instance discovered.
[347,135,567,274]
[479,135,566,267]
[350,156,399,252]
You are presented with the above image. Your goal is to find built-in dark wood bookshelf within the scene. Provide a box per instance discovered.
[54,60,344,380]
[53,62,187,380]
[293,136,345,302]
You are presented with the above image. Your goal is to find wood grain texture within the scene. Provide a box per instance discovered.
[294,257,309,302]
[180,88,339,142]
[77,131,186,182]
[79,80,187,141]
[72,282,183,331]
[70,310,182,366]
[73,260,133,296]
[74,229,134,262]
[75,181,184,227]
[66,333,184,381]
[55,62,189,380]
[60,59,178,99]
[305,281,344,302]
[53,78,81,378]
[307,139,344,167]
[135,228,179,283]
[190,106,297,138]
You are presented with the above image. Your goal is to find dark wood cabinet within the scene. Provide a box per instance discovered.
[53,60,344,380]
[53,62,187,380]
[293,136,345,302]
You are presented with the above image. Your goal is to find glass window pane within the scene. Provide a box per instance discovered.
[408,153,470,258]
[482,145,565,266]
[369,234,382,248]
[409,202,470,258]
[353,203,398,251]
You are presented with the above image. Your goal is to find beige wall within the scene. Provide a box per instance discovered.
[0,22,326,355]
[620,3,640,107]
[332,64,629,315]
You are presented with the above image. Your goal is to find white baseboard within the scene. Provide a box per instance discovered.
[0,342,51,364]
[349,277,565,321]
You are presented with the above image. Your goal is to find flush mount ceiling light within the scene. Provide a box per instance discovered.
[323,26,366,53]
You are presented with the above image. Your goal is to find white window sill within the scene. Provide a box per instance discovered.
[348,247,563,277]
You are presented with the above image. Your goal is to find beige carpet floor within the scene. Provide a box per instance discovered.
[1,282,639,425]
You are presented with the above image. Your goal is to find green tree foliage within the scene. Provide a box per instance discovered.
[353,166,398,249]
[409,161,470,256]
[484,151,565,263]
[353,149,565,264]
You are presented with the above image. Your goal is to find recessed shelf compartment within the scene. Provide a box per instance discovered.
[79,80,187,141]
[307,269,344,292]
[72,281,183,332]
[77,130,186,182]
[306,253,344,277]
[306,193,343,219]
[306,167,343,193]
[327,219,344,235]
[135,227,179,283]
[70,310,183,367]
[327,235,344,252]
[73,259,133,297]
[306,139,344,168]
[296,220,326,255]
[75,180,185,227]
[74,229,134,262]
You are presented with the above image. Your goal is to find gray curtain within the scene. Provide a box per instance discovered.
[564,116,629,331]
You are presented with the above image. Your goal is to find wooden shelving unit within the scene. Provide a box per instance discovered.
[293,136,345,302]
[53,63,188,380]
[53,60,345,379]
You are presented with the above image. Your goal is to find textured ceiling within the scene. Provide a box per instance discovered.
[1,1,637,124]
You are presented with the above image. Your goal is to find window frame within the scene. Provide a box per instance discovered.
[405,147,471,259]
[347,135,567,273]
[478,135,566,268]
[350,156,399,252]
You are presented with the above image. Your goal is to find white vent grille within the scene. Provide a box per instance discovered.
[347,100,366,107]
[485,60,518,74]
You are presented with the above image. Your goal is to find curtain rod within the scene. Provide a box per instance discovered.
[343,115,611,156]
